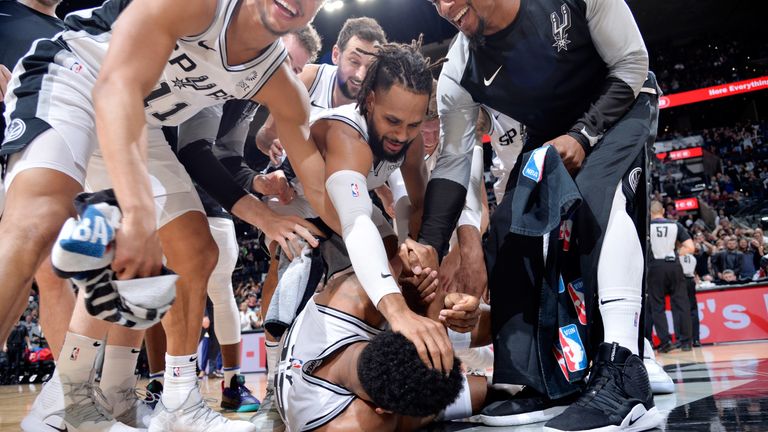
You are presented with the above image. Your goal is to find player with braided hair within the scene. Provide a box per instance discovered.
[271,38,492,432]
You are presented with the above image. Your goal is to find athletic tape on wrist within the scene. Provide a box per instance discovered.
[448,328,472,351]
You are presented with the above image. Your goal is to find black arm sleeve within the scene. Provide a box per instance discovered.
[176,139,248,211]
[567,77,637,154]
[219,155,259,194]
[417,178,467,259]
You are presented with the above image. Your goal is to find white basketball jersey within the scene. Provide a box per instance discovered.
[307,63,339,115]
[483,106,524,203]
[63,0,286,127]
[275,299,383,431]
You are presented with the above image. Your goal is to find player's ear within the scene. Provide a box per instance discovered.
[366,90,376,114]
[332,44,341,65]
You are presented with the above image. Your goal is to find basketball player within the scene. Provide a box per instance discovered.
[1,0,323,431]
[250,17,387,429]
[139,25,322,414]
[0,0,76,362]
[276,264,490,431]
[415,1,662,431]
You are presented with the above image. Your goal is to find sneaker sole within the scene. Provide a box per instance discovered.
[479,405,567,426]
[21,415,68,432]
[542,405,663,432]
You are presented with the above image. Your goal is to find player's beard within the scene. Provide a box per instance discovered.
[468,9,487,49]
[337,74,358,100]
[368,117,413,163]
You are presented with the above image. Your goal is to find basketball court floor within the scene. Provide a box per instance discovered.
[1,341,766,431]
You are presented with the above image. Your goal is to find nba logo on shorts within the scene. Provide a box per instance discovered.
[567,278,587,325]
[558,324,587,372]
[173,367,181,377]
[552,346,569,379]
[522,146,548,183]
[351,183,360,197]
[70,347,80,361]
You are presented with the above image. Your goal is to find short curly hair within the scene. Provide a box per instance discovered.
[357,330,463,417]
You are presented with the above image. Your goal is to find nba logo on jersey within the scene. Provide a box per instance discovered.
[552,346,569,379]
[558,324,587,372]
[351,183,360,197]
[558,275,565,294]
[560,219,573,251]
[567,278,587,325]
[291,358,303,369]
[70,347,80,361]
[522,146,548,183]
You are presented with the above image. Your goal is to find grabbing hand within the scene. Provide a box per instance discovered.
[253,170,295,204]
[549,134,585,175]
[400,266,439,305]
[268,139,285,166]
[260,212,321,260]
[388,307,454,374]
[398,238,438,277]
[439,293,481,333]
[112,212,163,279]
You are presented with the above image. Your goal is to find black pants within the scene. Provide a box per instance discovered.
[673,277,700,342]
[647,261,691,344]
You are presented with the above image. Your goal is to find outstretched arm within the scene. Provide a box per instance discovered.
[93,0,215,279]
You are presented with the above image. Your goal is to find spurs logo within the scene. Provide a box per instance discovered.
[172,75,215,91]
[550,4,572,52]
[4,119,26,142]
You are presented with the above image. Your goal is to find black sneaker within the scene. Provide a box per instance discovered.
[479,387,573,426]
[145,379,164,410]
[221,374,261,412]
[692,340,701,348]
[656,341,675,353]
[543,343,663,431]
[681,342,692,352]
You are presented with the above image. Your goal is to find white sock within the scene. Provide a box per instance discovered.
[265,340,280,392]
[99,345,140,410]
[162,353,198,410]
[598,182,644,356]
[58,332,104,384]
[599,287,642,356]
[223,366,240,387]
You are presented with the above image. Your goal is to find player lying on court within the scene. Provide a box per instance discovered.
[275,260,491,431]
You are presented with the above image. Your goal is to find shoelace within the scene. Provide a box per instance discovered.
[575,361,627,414]
[182,397,228,425]
[64,382,116,424]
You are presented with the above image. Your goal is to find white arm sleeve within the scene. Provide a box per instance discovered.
[326,170,401,307]
[457,145,484,230]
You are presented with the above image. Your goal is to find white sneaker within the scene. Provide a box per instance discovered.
[643,338,675,394]
[108,386,156,428]
[148,386,256,432]
[249,387,285,432]
[21,377,142,432]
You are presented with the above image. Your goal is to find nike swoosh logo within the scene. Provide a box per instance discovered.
[599,298,626,305]
[93,341,102,347]
[0,13,12,17]
[189,356,198,362]
[197,41,215,51]
[381,273,392,279]
[310,101,324,108]
[45,423,67,432]
[483,65,503,86]
[131,349,141,354]
[627,412,644,426]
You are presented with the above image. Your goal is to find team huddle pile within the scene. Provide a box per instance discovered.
[1,0,670,431]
